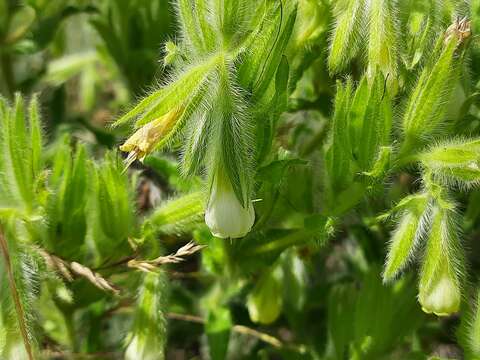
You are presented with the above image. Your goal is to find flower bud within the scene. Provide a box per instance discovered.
[401,18,471,148]
[421,139,480,186]
[120,106,184,166]
[125,336,147,360]
[125,335,164,360]
[418,205,463,316]
[247,267,283,324]
[205,172,254,239]
[125,273,166,360]
[163,41,178,66]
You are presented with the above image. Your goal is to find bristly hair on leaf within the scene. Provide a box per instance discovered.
[328,0,366,74]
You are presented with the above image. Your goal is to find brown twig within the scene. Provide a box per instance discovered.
[37,248,120,295]
[70,262,120,294]
[233,325,283,348]
[41,350,119,359]
[167,312,288,350]
[0,227,34,360]
[128,241,206,272]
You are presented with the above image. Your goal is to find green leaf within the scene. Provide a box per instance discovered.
[90,153,135,261]
[42,52,98,86]
[181,106,213,177]
[144,192,205,235]
[28,96,42,178]
[213,0,242,43]
[45,145,88,260]
[327,182,367,217]
[237,2,292,91]
[325,79,354,194]
[367,0,398,92]
[257,158,307,188]
[401,35,464,149]
[273,55,290,112]
[356,71,392,172]
[353,268,421,357]
[145,154,201,191]
[281,250,307,311]
[236,229,317,269]
[349,76,369,154]
[205,307,232,360]
[256,56,290,163]
[150,84,206,152]
[195,0,216,52]
[48,135,71,186]
[402,2,441,70]
[459,287,480,358]
[1,95,35,208]
[213,64,254,206]
[114,55,220,127]
[383,194,429,282]
[328,0,365,74]
[177,0,207,54]
[362,146,391,180]
[253,4,297,99]
[327,284,356,359]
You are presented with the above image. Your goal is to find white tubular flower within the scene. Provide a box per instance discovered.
[124,336,142,360]
[419,271,461,317]
[125,336,162,360]
[205,173,255,239]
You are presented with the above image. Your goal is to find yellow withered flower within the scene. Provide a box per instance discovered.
[445,16,471,45]
[120,106,184,166]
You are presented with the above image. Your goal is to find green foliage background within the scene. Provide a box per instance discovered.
[1,0,480,359]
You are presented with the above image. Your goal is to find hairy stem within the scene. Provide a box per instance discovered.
[0,227,33,360]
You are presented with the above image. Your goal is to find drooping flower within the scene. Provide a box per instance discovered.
[418,203,463,317]
[247,266,283,324]
[120,106,184,166]
[419,268,461,316]
[205,171,254,239]
[125,334,163,360]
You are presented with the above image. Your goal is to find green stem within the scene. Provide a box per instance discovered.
[63,309,79,352]
[394,153,420,169]
[394,137,421,169]
[300,121,329,157]
[0,227,34,360]
[253,186,279,230]
[250,228,313,255]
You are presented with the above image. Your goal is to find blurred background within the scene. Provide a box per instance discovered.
[2,0,480,359]
[0,0,174,149]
